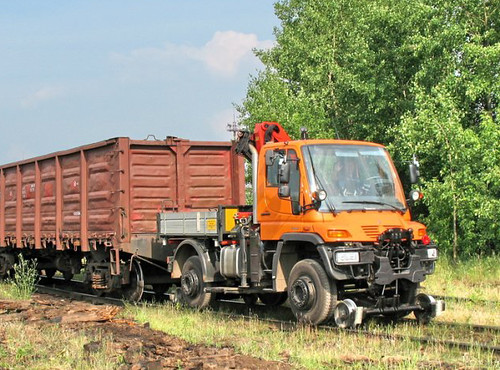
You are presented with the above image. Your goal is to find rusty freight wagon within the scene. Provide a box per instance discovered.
[0,137,245,299]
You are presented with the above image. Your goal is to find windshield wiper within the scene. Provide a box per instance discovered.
[342,201,406,213]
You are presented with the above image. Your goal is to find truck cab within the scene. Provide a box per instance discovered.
[255,136,439,324]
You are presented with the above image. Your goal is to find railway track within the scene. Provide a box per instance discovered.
[34,282,500,357]
[422,292,499,306]
[433,294,499,306]
[35,284,126,307]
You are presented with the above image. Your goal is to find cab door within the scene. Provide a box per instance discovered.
[260,148,302,240]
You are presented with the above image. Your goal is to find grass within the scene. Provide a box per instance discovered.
[0,254,498,368]
[0,322,122,369]
[0,254,39,300]
[125,302,499,369]
[421,255,500,302]
[124,255,500,368]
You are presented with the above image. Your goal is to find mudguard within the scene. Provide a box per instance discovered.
[172,239,221,282]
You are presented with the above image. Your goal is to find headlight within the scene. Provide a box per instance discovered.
[335,251,360,264]
[427,248,438,259]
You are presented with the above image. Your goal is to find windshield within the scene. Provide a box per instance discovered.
[302,144,406,212]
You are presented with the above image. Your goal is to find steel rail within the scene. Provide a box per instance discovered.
[33,284,500,356]
[427,294,499,306]
[213,299,500,355]
[35,283,125,307]
[212,308,500,356]
[402,318,500,334]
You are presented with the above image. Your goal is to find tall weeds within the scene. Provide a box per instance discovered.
[12,254,39,300]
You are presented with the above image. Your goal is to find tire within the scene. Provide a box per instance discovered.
[258,292,288,306]
[288,259,337,325]
[180,256,214,309]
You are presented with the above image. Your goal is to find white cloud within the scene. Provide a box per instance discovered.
[111,31,274,79]
[21,86,65,108]
[189,31,273,76]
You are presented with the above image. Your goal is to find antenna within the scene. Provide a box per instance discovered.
[226,110,241,140]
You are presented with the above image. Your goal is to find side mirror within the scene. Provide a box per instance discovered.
[279,162,290,184]
[279,184,290,198]
[409,163,419,184]
[265,150,275,166]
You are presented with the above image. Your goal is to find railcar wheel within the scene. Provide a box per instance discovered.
[180,256,214,309]
[287,259,337,325]
[258,292,288,306]
[62,271,74,281]
[334,299,358,328]
[121,260,145,302]
[0,254,15,279]
[243,294,258,306]
[44,269,56,279]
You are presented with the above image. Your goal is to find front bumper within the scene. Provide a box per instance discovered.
[318,244,437,283]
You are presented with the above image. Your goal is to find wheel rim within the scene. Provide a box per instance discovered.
[290,276,316,310]
[181,270,200,298]
[334,299,357,328]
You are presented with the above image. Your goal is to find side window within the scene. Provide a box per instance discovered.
[266,150,285,187]
[288,150,301,215]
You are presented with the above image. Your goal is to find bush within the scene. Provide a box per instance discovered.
[12,254,39,300]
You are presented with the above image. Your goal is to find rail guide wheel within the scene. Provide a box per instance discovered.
[334,299,363,328]
[414,293,445,324]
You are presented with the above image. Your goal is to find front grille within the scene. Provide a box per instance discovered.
[362,225,400,239]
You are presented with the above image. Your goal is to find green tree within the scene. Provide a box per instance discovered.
[238,0,437,142]
[397,0,500,258]
[238,0,500,258]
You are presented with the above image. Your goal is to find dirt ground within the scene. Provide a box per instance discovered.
[0,294,290,369]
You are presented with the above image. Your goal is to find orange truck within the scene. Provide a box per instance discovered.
[163,122,444,327]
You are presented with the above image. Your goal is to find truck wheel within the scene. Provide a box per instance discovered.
[258,292,288,306]
[180,256,214,309]
[288,259,336,325]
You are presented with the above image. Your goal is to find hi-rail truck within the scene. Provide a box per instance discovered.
[161,122,443,327]
[0,124,444,327]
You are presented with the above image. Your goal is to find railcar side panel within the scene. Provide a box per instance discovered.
[0,137,245,254]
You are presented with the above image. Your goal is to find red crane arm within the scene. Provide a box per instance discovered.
[253,122,291,153]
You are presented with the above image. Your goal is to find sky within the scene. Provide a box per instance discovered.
[0,1,278,165]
